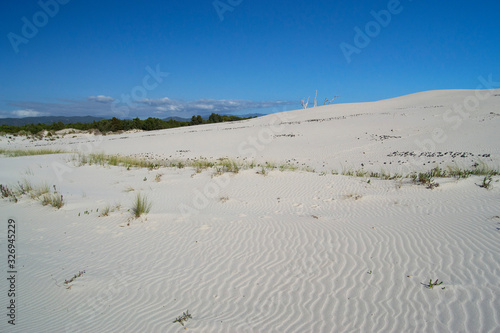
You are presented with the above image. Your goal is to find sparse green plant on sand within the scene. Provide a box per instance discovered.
[477,176,493,189]
[148,163,160,170]
[173,310,192,326]
[424,279,444,289]
[40,192,64,209]
[100,205,111,217]
[279,163,298,172]
[72,152,153,169]
[64,270,86,289]
[258,166,268,176]
[193,160,214,173]
[265,161,277,170]
[218,158,239,173]
[2,179,53,203]
[411,171,439,189]
[155,173,163,182]
[131,193,151,218]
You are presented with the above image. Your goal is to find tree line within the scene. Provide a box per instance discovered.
[0,113,255,135]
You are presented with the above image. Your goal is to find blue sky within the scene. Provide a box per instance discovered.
[1,0,499,119]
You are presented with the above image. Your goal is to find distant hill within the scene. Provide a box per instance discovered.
[162,114,263,122]
[237,113,265,118]
[0,116,104,126]
[162,116,191,122]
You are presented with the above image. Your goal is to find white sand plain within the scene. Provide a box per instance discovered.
[0,89,499,332]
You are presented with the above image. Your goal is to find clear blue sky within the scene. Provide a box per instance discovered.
[1,0,499,119]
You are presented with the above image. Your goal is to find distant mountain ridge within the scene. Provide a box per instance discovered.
[0,116,104,126]
[162,113,264,121]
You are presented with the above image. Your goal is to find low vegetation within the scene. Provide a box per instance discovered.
[100,205,111,217]
[410,171,439,189]
[0,148,66,157]
[192,160,215,173]
[0,180,63,208]
[173,310,192,327]
[64,270,86,290]
[0,113,255,136]
[41,192,64,209]
[217,158,240,174]
[67,151,500,187]
[131,193,152,218]
[424,279,444,290]
[0,184,18,202]
[477,176,493,189]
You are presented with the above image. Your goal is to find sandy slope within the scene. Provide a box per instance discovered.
[0,89,499,332]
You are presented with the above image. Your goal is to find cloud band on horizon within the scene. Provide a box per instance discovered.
[2,96,297,119]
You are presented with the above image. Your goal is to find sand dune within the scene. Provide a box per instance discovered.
[0,89,499,332]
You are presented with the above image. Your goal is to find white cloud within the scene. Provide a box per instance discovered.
[140,97,171,106]
[88,95,115,103]
[11,109,47,117]
[135,97,296,116]
[8,97,296,119]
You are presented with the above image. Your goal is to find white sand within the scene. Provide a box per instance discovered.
[0,89,499,332]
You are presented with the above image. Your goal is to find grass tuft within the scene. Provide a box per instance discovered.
[40,192,64,208]
[217,158,239,173]
[131,193,151,218]
[100,205,111,217]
